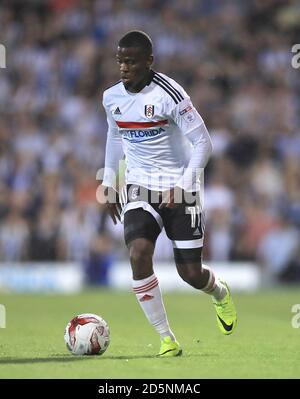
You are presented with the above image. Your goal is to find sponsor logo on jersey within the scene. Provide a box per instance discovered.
[184,111,196,123]
[122,127,165,142]
[114,106,122,115]
[179,105,193,115]
[179,104,196,123]
[145,104,154,118]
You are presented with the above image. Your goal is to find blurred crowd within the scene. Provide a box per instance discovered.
[0,0,300,284]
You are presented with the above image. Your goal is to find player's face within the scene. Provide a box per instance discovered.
[116,47,153,92]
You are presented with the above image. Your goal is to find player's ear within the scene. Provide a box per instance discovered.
[147,55,153,68]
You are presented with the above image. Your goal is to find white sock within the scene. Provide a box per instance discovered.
[132,273,175,341]
[201,265,227,301]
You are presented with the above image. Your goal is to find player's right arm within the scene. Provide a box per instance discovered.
[100,93,124,224]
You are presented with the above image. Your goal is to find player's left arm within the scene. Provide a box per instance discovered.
[159,98,212,209]
[174,98,213,190]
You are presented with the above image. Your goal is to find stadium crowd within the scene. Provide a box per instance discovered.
[0,0,299,284]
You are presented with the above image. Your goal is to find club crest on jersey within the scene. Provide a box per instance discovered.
[145,104,154,119]
[129,186,140,201]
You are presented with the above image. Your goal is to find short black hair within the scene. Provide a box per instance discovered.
[118,30,153,55]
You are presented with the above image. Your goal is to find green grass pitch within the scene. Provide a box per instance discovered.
[0,288,299,379]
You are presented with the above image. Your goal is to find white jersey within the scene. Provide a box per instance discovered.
[102,70,207,191]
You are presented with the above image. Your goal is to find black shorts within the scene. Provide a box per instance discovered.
[122,185,204,255]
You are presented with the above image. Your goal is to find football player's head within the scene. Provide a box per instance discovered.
[117,30,154,92]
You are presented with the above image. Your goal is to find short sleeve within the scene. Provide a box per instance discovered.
[102,94,119,135]
[171,97,204,135]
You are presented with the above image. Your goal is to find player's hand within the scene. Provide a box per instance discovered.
[159,186,183,209]
[100,185,122,225]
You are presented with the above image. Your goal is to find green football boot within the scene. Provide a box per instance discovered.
[212,281,237,335]
[157,336,182,357]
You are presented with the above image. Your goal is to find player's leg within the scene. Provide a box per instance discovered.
[175,256,237,335]
[124,207,182,356]
[163,200,237,335]
[174,248,226,299]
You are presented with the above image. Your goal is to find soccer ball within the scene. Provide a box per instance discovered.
[64,313,110,356]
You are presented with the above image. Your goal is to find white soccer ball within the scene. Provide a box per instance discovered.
[64,313,110,356]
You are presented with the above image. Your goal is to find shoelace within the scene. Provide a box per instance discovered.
[215,297,232,317]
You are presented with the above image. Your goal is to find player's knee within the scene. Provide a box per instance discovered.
[129,239,154,266]
[177,262,206,289]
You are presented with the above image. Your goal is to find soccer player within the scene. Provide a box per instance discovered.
[100,31,237,357]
